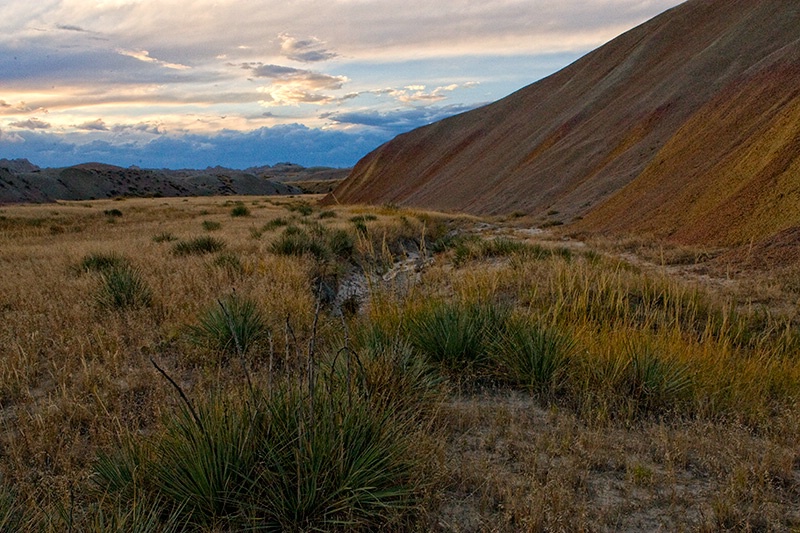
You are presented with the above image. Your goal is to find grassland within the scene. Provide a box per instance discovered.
[0,196,798,531]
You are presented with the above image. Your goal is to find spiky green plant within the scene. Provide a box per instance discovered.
[77,252,129,274]
[201,220,221,231]
[172,236,225,256]
[95,383,423,530]
[230,205,250,217]
[188,294,267,356]
[492,319,575,394]
[409,300,509,372]
[152,232,177,243]
[95,265,152,310]
[269,227,329,260]
[624,344,693,414]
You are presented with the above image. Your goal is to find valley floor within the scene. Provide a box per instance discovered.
[0,196,798,531]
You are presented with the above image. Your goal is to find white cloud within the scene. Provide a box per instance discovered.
[0,128,25,143]
[117,49,191,70]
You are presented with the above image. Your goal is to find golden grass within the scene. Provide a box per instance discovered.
[0,197,798,530]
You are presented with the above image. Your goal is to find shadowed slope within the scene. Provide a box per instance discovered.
[327,0,800,248]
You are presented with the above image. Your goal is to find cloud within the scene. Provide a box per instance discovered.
[324,103,482,133]
[0,129,24,143]
[244,63,349,106]
[0,124,394,169]
[389,83,463,103]
[245,64,346,89]
[278,33,337,62]
[56,24,90,32]
[10,117,51,130]
[111,122,164,135]
[74,118,108,131]
[117,49,191,71]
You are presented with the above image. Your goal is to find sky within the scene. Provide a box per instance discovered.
[0,0,684,169]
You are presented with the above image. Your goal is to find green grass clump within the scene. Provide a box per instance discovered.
[269,225,354,262]
[409,300,509,373]
[77,252,128,274]
[95,265,153,310]
[623,344,693,414]
[286,202,313,216]
[152,232,177,243]
[172,236,226,256]
[211,253,244,276]
[230,204,250,217]
[318,210,336,219]
[95,382,422,530]
[262,217,289,231]
[491,319,575,394]
[201,220,221,231]
[188,293,267,356]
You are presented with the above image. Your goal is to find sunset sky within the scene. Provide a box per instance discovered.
[0,0,684,169]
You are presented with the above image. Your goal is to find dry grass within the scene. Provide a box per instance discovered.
[0,198,798,531]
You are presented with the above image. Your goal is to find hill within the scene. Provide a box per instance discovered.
[0,160,349,203]
[326,0,800,251]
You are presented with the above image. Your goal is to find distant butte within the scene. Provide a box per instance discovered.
[325,0,800,255]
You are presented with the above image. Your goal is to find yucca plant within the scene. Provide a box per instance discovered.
[95,383,422,531]
[230,204,250,217]
[172,236,225,256]
[188,293,267,356]
[95,265,153,310]
[247,386,420,531]
[492,319,575,394]
[269,226,329,261]
[624,344,693,414]
[408,300,509,372]
[77,252,129,274]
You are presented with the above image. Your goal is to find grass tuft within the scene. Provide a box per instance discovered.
[172,236,226,256]
[188,293,267,356]
[95,265,153,310]
[491,319,575,394]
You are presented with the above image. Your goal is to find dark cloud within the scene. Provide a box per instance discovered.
[9,118,51,130]
[56,24,90,33]
[278,34,337,63]
[324,103,483,133]
[245,63,346,89]
[0,125,393,169]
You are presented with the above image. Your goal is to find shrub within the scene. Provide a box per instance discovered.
[172,236,225,256]
[409,300,509,372]
[152,232,177,243]
[201,220,221,231]
[188,294,267,356]
[103,209,123,218]
[95,265,152,310]
[491,319,575,394]
[328,228,355,260]
[77,252,128,274]
[286,202,313,216]
[212,253,244,276]
[95,384,422,530]
[318,210,336,219]
[624,344,693,414]
[269,227,329,261]
[230,205,250,217]
[262,217,288,231]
